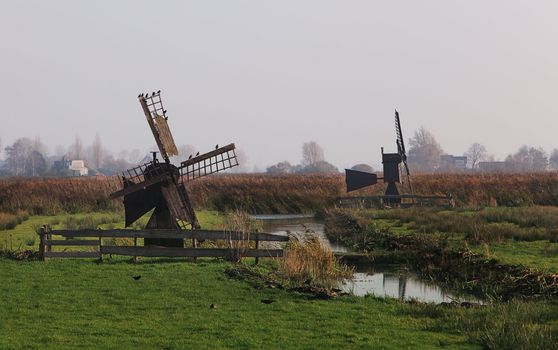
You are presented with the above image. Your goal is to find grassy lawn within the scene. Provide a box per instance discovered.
[0,258,474,350]
[0,210,226,251]
[471,240,558,273]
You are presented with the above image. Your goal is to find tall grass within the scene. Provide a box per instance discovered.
[3,172,558,215]
[0,210,29,230]
[279,235,353,289]
[222,210,261,261]
[372,207,558,243]
[407,301,558,350]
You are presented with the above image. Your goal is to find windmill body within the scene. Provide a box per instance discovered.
[345,110,412,205]
[110,91,238,247]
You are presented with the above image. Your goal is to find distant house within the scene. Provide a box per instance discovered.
[53,156,88,176]
[439,155,468,172]
[478,161,514,173]
[69,160,88,176]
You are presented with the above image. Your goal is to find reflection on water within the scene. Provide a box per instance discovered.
[251,214,347,253]
[252,215,480,304]
[343,265,482,304]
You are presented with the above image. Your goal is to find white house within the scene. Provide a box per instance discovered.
[69,160,88,176]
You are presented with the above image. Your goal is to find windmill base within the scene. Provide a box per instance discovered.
[144,206,184,248]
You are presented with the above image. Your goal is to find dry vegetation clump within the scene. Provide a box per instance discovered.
[279,235,353,289]
[0,210,29,230]
[188,174,344,213]
[221,210,262,261]
[0,177,121,215]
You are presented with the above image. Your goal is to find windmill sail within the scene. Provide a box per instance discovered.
[395,110,413,195]
[180,143,238,181]
[139,92,178,161]
[154,115,178,157]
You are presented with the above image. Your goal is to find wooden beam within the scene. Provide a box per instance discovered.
[101,246,283,258]
[44,252,100,258]
[109,173,170,199]
[44,240,99,246]
[51,229,289,242]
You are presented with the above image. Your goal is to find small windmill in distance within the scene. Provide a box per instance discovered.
[344,110,413,205]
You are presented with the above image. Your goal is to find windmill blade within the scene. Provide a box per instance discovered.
[180,143,238,181]
[345,169,378,192]
[395,109,406,158]
[402,158,414,194]
[138,91,178,161]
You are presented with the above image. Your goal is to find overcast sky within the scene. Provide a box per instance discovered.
[1,1,557,170]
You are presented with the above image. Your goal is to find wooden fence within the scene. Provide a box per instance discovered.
[336,194,455,209]
[37,226,288,262]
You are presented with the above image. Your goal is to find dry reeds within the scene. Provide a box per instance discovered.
[0,210,29,230]
[3,172,558,215]
[222,210,261,261]
[279,234,353,289]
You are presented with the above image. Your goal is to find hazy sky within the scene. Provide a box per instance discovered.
[1,1,557,170]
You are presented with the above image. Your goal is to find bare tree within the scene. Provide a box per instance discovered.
[505,145,548,172]
[465,142,487,169]
[550,149,558,170]
[302,141,324,166]
[92,133,103,169]
[407,127,443,172]
[73,135,83,159]
[266,161,293,174]
[4,138,46,176]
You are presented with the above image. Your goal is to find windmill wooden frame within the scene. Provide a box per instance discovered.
[110,91,239,247]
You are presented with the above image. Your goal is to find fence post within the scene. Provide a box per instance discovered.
[255,238,260,265]
[98,236,103,262]
[45,224,52,254]
[38,226,45,261]
[192,238,198,263]
[133,237,138,263]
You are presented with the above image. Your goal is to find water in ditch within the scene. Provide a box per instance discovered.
[253,214,482,304]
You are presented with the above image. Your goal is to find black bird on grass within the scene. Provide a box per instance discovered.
[132,275,141,280]
[260,299,276,304]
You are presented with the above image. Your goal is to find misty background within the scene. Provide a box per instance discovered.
[1,1,558,173]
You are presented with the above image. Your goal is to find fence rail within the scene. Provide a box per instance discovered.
[336,194,455,209]
[37,226,287,262]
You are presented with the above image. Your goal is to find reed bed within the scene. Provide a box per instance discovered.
[2,172,558,215]
[279,235,353,289]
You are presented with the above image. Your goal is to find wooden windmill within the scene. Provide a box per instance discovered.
[110,91,238,247]
[344,110,413,204]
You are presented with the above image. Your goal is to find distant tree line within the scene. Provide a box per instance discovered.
[266,141,339,174]
[406,127,558,173]
[0,134,250,177]
[0,135,147,177]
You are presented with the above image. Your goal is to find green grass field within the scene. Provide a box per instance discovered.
[2,208,558,349]
[0,258,475,350]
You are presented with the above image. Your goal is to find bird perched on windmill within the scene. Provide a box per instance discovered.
[110,91,239,247]
[344,110,413,205]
